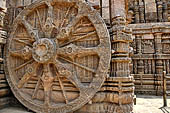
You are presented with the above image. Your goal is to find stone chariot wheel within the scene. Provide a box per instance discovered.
[4,0,111,113]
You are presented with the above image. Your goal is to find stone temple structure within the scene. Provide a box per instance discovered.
[1,0,170,113]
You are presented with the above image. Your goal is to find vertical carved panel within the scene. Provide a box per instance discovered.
[162,0,168,22]
[111,0,126,18]
[102,0,110,21]
[154,33,162,54]
[134,0,140,23]
[145,0,157,22]
[148,59,152,74]
[136,35,142,54]
[166,60,170,74]
[156,60,163,74]
[162,34,170,54]
[139,1,145,23]
[157,0,163,22]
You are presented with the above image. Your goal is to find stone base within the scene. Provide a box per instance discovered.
[75,103,133,113]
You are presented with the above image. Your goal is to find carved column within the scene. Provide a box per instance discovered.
[101,0,110,23]
[110,0,134,113]
[154,33,162,54]
[111,18,132,77]
[111,0,126,18]
[154,32,163,74]
[136,35,142,54]
[111,0,132,77]
[145,0,157,22]
[162,0,168,22]
[154,32,163,95]
[134,0,140,23]
[139,0,145,23]
[157,0,163,22]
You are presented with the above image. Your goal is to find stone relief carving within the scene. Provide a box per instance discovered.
[4,0,111,112]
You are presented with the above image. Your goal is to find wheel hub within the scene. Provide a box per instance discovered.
[32,38,56,63]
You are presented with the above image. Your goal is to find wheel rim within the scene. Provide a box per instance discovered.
[5,0,111,113]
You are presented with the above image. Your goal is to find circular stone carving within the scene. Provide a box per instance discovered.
[32,38,56,63]
[4,0,111,113]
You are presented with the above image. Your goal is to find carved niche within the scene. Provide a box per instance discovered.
[141,34,155,54]
[162,34,170,54]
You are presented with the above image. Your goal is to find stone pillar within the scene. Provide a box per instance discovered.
[154,32,163,95]
[111,0,132,77]
[154,33,163,74]
[157,0,163,22]
[154,33,162,54]
[145,0,157,22]
[162,0,168,22]
[111,0,126,18]
[136,35,142,54]
[139,0,145,23]
[134,0,140,23]
[110,0,134,113]
[102,0,110,23]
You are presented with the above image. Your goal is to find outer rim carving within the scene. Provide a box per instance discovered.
[4,0,111,113]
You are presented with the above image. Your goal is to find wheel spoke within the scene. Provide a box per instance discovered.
[9,46,32,60]
[43,2,55,38]
[73,26,95,35]
[14,59,34,71]
[58,43,101,58]
[44,90,51,107]
[74,23,93,30]
[13,38,35,42]
[41,64,54,106]
[56,13,83,40]
[19,16,39,41]
[58,56,96,74]
[59,6,72,29]
[32,77,41,99]
[66,71,82,92]
[45,2,53,19]
[13,38,33,47]
[56,72,69,104]
[60,31,96,47]
[36,9,43,31]
[17,62,38,88]
[54,59,83,91]
[66,12,82,31]
[72,31,96,37]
